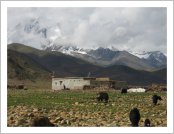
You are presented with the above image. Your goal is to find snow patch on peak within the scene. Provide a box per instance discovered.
[128,51,151,59]
[128,50,166,67]
[148,51,166,63]
[128,50,166,60]
[46,44,87,55]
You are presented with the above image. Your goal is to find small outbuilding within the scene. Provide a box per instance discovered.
[127,88,147,93]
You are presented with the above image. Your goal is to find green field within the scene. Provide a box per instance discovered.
[7,89,167,127]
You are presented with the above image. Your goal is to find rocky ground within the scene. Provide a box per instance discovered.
[7,90,167,127]
[8,104,167,127]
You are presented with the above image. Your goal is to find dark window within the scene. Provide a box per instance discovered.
[59,81,63,85]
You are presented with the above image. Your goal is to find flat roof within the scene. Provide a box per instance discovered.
[52,77,126,82]
[52,77,96,79]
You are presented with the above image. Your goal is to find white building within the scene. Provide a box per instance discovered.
[52,77,93,90]
[52,77,127,90]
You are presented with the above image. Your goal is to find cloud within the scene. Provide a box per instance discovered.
[7,7,166,53]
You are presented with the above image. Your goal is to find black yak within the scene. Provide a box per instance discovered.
[31,116,55,127]
[97,92,109,103]
[152,95,162,105]
[121,88,127,94]
[129,108,140,127]
[144,119,151,127]
[17,84,24,89]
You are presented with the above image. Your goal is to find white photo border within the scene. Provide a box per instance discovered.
[1,1,173,133]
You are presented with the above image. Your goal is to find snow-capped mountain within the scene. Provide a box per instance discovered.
[8,18,61,49]
[129,51,166,59]
[129,51,151,59]
[129,51,167,68]
[146,51,166,63]
[145,51,167,68]
[43,44,166,71]
[44,44,166,67]
[87,47,119,60]
[8,18,167,71]
[45,44,87,55]
[44,44,120,59]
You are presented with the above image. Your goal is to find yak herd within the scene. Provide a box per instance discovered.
[95,91,162,127]
[31,89,164,127]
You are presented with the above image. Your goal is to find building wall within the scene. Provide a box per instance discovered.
[52,78,90,90]
[96,78,110,81]
[90,80,110,87]
[114,81,127,89]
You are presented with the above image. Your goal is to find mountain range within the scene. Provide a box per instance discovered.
[44,44,166,71]
[8,18,167,71]
[8,43,167,85]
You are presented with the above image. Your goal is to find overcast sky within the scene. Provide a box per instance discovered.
[8,7,166,53]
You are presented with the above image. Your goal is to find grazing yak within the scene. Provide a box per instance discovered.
[121,88,127,94]
[129,108,140,127]
[97,92,109,103]
[8,84,25,90]
[152,95,162,105]
[144,119,151,127]
[17,84,24,89]
[31,116,55,127]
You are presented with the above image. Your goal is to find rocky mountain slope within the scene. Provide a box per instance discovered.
[8,43,167,85]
